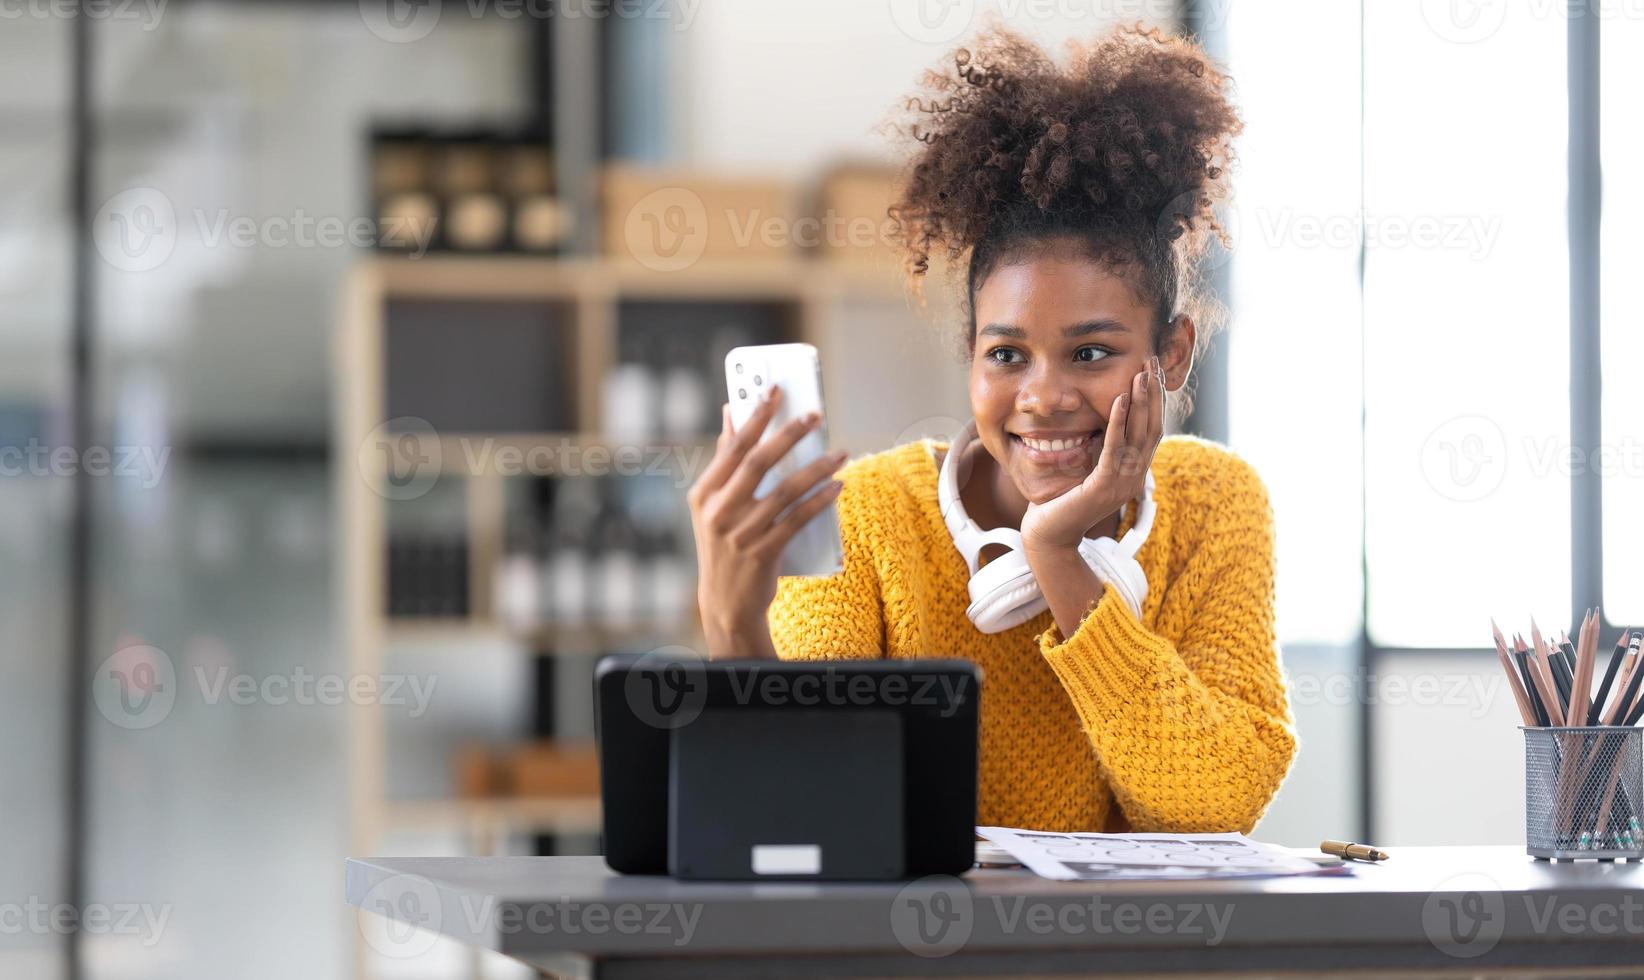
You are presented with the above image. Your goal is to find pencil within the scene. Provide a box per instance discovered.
[1550,650,1575,712]
[1589,629,1629,726]
[1570,610,1596,728]
[1613,645,1644,727]
[1598,636,1638,725]
[1623,677,1644,727]
[1592,643,1642,849]
[1492,620,1536,726]
[1525,626,1566,727]
[1516,641,1551,727]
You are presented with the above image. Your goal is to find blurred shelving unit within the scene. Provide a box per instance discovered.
[339,160,969,980]
[337,244,962,809]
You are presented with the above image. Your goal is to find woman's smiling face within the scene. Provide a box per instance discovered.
[968,251,1163,506]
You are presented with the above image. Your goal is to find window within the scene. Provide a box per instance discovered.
[1224,0,1363,646]
[1363,1,1569,647]
[1601,13,1643,623]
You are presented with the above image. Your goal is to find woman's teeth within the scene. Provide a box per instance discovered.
[1020,435,1089,452]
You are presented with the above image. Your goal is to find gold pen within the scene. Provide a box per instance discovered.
[1321,839,1389,862]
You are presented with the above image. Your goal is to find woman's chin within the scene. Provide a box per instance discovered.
[1017,473,1088,506]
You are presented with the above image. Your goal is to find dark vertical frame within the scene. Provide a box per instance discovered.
[65,4,93,979]
[1181,0,1228,443]
[1569,0,1602,629]
[1355,0,1373,843]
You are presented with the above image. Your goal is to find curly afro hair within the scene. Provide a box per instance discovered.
[890,23,1241,375]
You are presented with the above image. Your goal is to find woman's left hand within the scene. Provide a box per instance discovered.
[1021,355,1166,555]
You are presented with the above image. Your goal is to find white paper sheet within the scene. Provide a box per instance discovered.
[976,827,1331,880]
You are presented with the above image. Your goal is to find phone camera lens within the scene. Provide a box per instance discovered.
[753,375,763,385]
[734,363,743,374]
[737,388,747,399]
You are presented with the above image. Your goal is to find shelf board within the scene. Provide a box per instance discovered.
[385,618,702,653]
[362,253,913,303]
[386,795,601,836]
[383,618,508,645]
[369,254,593,301]
[515,622,701,652]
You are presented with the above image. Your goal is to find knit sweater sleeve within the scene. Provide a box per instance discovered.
[766,461,886,661]
[1035,456,1296,834]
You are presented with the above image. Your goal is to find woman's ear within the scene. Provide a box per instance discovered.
[1160,315,1196,392]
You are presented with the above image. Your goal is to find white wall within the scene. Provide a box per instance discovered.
[669,0,1170,175]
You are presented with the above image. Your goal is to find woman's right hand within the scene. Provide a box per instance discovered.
[687,385,848,659]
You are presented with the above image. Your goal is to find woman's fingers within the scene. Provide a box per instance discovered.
[1103,389,1131,463]
[690,387,784,504]
[1149,356,1166,447]
[717,406,821,507]
[758,478,845,553]
[1082,390,1129,492]
[1125,363,1150,454]
[734,448,848,540]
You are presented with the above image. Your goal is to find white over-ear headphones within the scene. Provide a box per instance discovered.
[937,421,1155,633]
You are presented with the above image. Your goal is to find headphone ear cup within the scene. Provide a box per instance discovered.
[965,553,1045,634]
[1079,537,1148,620]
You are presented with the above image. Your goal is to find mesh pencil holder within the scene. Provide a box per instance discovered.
[1524,726,1644,861]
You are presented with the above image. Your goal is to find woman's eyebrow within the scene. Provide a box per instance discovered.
[1066,319,1127,337]
[978,320,1127,339]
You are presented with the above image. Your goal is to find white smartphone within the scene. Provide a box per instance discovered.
[724,343,844,578]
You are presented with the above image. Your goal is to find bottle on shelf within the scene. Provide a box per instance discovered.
[500,135,570,254]
[434,131,507,252]
[660,340,708,442]
[647,527,694,630]
[372,128,438,253]
[602,334,659,445]
[593,503,640,630]
[543,476,600,631]
[495,527,540,636]
[546,522,589,630]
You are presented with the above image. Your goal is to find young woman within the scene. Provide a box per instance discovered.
[686,25,1295,835]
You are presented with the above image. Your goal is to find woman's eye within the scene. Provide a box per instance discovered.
[1073,346,1110,363]
[986,347,1024,365]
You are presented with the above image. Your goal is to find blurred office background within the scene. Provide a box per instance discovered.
[3,0,1637,977]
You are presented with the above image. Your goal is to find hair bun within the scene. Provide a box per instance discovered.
[891,23,1241,279]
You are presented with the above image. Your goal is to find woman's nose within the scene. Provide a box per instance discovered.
[1014,365,1082,415]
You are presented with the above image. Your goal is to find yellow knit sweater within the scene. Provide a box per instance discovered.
[767,435,1296,834]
